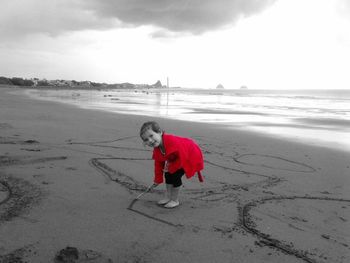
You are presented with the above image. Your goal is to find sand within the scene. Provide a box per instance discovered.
[0,86,349,263]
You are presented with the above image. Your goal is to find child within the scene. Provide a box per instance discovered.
[140,121,204,208]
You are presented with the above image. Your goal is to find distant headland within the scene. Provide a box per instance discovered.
[0,76,169,89]
[216,84,224,89]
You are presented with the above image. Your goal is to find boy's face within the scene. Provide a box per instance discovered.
[141,128,162,148]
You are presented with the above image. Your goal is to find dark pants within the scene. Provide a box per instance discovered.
[164,169,185,187]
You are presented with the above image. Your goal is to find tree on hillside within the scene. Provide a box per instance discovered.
[91,82,103,87]
[23,79,34,86]
[11,77,25,86]
[37,79,49,86]
[0,77,13,85]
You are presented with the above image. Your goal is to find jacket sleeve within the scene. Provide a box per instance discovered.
[154,159,164,184]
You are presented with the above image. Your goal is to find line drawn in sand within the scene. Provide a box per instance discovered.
[88,150,279,227]
[3,133,344,262]
[240,196,350,263]
[0,156,67,167]
[0,140,67,224]
[83,136,350,262]
[234,154,316,172]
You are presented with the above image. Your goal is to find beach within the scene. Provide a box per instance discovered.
[0,86,349,262]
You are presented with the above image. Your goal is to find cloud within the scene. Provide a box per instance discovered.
[85,0,278,35]
[0,0,115,40]
[337,0,350,17]
[0,0,277,40]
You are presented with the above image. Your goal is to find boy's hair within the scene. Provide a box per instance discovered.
[140,121,163,137]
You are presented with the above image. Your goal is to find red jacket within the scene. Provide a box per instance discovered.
[152,133,204,184]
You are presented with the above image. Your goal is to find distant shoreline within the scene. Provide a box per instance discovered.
[0,83,175,91]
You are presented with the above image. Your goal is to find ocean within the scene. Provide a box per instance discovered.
[21,88,350,152]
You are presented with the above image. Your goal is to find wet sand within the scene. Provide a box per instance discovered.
[0,87,349,263]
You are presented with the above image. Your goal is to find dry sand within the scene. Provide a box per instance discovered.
[0,87,349,263]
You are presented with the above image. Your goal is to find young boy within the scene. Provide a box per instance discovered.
[140,121,204,208]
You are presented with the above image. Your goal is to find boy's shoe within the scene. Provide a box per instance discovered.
[157,198,170,205]
[164,200,179,208]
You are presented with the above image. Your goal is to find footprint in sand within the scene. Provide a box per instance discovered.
[54,246,112,263]
[0,176,43,223]
[0,182,10,205]
[0,123,13,129]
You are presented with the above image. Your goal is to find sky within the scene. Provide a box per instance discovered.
[1,0,350,89]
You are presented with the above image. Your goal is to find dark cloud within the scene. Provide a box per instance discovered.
[85,0,277,34]
[0,0,277,40]
[0,0,115,40]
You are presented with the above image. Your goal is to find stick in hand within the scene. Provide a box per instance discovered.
[135,183,157,200]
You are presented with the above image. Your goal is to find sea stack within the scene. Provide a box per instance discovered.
[152,80,163,88]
